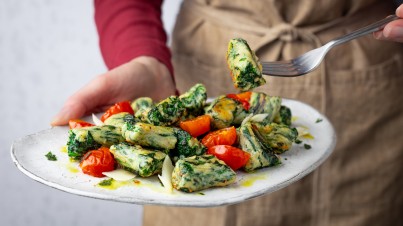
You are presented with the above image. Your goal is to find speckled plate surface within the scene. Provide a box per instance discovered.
[11,99,336,207]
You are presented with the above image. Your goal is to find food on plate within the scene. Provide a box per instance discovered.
[100,101,134,122]
[158,155,175,193]
[238,121,281,172]
[64,83,299,191]
[226,38,265,91]
[179,115,211,137]
[131,97,153,112]
[79,147,115,177]
[62,39,302,193]
[226,91,252,110]
[179,83,207,113]
[110,143,166,177]
[205,96,249,129]
[273,105,292,126]
[204,91,282,130]
[201,126,237,148]
[172,128,207,160]
[45,151,57,161]
[171,155,236,193]
[103,112,137,128]
[207,145,250,170]
[131,97,154,121]
[251,121,298,154]
[248,92,281,119]
[145,96,186,126]
[122,122,177,150]
[180,87,208,122]
[68,119,95,129]
[67,125,124,160]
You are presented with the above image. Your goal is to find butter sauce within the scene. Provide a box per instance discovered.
[97,179,134,190]
[241,174,267,187]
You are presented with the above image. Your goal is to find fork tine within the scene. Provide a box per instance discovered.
[262,69,300,76]
[261,61,294,67]
[261,64,295,69]
[260,43,321,76]
[261,60,291,65]
[262,66,298,72]
[261,63,296,70]
[262,62,301,70]
[262,65,300,76]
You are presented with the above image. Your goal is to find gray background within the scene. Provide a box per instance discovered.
[0,0,181,225]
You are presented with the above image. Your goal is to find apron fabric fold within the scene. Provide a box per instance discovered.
[144,1,403,225]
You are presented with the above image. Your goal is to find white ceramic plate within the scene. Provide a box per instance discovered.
[11,99,336,207]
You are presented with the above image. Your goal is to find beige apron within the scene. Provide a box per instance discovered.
[144,0,403,225]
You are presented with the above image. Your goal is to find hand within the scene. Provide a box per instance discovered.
[373,4,403,42]
[51,56,176,126]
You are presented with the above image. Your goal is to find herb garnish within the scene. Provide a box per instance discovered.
[304,144,312,150]
[315,118,323,123]
[295,139,302,144]
[98,178,114,186]
[45,151,57,161]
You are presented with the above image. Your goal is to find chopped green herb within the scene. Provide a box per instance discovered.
[45,151,57,161]
[315,118,323,123]
[98,178,114,186]
[304,144,312,150]
[199,192,205,195]
[284,158,288,160]
[295,139,302,144]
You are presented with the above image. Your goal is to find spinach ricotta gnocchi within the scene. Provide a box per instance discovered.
[226,38,266,91]
[122,122,177,150]
[172,155,236,193]
[110,143,166,177]
[64,39,301,193]
[67,125,124,160]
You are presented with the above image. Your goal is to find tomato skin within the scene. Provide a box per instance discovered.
[201,126,237,148]
[179,115,211,137]
[79,147,116,177]
[101,101,134,122]
[226,91,252,110]
[69,119,94,129]
[207,145,250,170]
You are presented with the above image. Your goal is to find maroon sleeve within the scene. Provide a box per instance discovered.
[94,0,174,76]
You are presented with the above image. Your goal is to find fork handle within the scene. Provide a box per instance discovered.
[329,15,400,47]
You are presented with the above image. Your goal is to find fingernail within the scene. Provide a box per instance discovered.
[392,26,403,37]
[51,107,70,126]
[397,4,403,17]
[384,25,403,39]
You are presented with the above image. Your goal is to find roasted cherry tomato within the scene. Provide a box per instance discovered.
[79,147,116,177]
[201,126,237,148]
[226,91,252,110]
[179,115,211,137]
[207,145,250,170]
[100,101,134,122]
[68,119,94,129]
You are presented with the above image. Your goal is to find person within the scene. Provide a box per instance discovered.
[52,1,403,226]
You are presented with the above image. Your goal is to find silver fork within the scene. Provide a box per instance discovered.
[261,15,400,77]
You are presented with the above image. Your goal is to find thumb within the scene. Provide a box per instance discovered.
[51,75,109,126]
[50,101,87,126]
[397,4,403,18]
